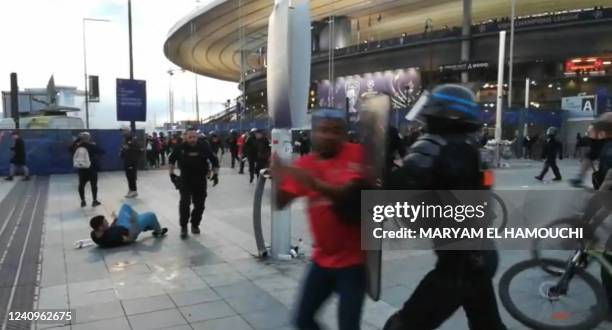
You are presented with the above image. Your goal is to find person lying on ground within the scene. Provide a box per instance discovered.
[90,204,168,248]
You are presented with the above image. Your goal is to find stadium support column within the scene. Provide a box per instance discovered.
[495,31,506,167]
[461,0,472,83]
[10,73,19,129]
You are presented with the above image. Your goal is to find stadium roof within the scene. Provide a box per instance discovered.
[164,0,603,82]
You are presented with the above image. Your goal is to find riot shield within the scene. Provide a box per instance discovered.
[358,94,390,301]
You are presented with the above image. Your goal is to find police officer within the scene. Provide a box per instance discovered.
[209,131,224,159]
[226,129,240,168]
[535,126,563,181]
[169,128,220,239]
[384,84,507,330]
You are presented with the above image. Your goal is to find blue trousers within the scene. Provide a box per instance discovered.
[115,204,161,239]
[295,262,366,330]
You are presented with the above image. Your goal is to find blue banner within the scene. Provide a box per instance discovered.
[116,79,147,122]
[0,129,144,175]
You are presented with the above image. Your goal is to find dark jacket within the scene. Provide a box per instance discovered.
[169,141,219,181]
[10,137,26,165]
[120,137,142,166]
[541,137,562,161]
[254,137,271,162]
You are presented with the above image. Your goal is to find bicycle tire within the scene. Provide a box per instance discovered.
[499,258,607,330]
[531,218,588,276]
[490,192,508,230]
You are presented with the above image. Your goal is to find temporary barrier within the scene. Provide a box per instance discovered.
[0,129,145,175]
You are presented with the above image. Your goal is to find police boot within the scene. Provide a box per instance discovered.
[180,226,188,239]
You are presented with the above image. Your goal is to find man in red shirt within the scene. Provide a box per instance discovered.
[237,131,247,174]
[272,109,369,330]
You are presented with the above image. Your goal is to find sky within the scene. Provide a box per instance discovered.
[0,0,239,130]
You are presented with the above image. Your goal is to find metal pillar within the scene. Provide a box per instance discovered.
[495,31,506,167]
[128,0,136,132]
[461,0,472,83]
[507,0,516,107]
[270,128,292,259]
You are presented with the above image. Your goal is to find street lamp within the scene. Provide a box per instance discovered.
[167,68,185,124]
[82,17,110,129]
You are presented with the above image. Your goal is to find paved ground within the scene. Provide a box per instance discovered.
[1,157,611,329]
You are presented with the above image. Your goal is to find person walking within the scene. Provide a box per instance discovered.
[226,129,240,169]
[298,131,311,156]
[272,109,370,330]
[5,130,30,181]
[535,127,563,181]
[237,131,247,174]
[159,132,167,166]
[169,128,220,239]
[120,132,142,198]
[252,129,271,183]
[243,128,259,182]
[70,132,104,207]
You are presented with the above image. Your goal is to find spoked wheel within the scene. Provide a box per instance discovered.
[531,218,588,276]
[499,258,607,330]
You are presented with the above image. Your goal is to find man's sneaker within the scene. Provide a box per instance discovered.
[92,200,101,207]
[180,226,188,239]
[22,176,30,181]
[553,177,562,181]
[191,226,201,234]
[125,191,138,198]
[4,176,13,181]
[534,176,543,181]
[153,228,168,237]
[80,200,86,207]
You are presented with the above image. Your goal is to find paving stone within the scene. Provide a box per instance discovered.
[169,287,221,306]
[128,308,188,330]
[241,304,292,329]
[224,291,285,314]
[71,316,131,330]
[179,300,236,323]
[73,300,125,324]
[192,315,254,330]
[121,294,176,315]
[214,280,268,299]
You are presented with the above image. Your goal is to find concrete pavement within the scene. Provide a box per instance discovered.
[1,156,610,329]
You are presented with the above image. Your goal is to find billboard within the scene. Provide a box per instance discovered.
[116,79,146,122]
[316,68,421,116]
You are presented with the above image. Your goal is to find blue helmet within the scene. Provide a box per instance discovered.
[411,84,481,126]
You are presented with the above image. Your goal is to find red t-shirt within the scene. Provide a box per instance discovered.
[280,142,365,268]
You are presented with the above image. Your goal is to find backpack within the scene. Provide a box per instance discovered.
[73,146,91,169]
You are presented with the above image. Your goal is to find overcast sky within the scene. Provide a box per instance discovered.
[0,0,239,130]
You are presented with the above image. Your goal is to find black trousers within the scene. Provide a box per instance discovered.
[385,252,506,330]
[538,159,562,179]
[78,169,98,202]
[230,150,238,168]
[248,157,256,181]
[160,151,166,166]
[179,182,207,227]
[125,165,137,191]
[239,157,245,173]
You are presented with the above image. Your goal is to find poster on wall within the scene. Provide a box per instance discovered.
[316,68,421,122]
[561,95,596,118]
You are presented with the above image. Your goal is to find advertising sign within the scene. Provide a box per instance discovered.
[116,79,146,122]
[561,95,596,118]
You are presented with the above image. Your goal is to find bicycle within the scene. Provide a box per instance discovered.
[499,187,612,329]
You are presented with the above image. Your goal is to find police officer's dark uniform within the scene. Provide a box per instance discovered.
[169,136,219,238]
[227,129,240,168]
[535,127,563,181]
[384,84,507,330]
[298,131,311,156]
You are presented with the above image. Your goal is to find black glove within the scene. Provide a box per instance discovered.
[170,173,182,190]
[210,173,219,186]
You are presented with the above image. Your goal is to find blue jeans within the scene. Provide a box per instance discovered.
[295,262,366,330]
[115,204,161,239]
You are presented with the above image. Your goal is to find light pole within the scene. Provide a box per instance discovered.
[167,68,186,124]
[82,17,110,129]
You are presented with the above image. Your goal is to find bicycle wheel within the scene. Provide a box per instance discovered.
[531,218,588,276]
[499,258,607,330]
[489,192,508,230]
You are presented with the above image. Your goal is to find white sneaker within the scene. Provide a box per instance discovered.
[125,191,138,198]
